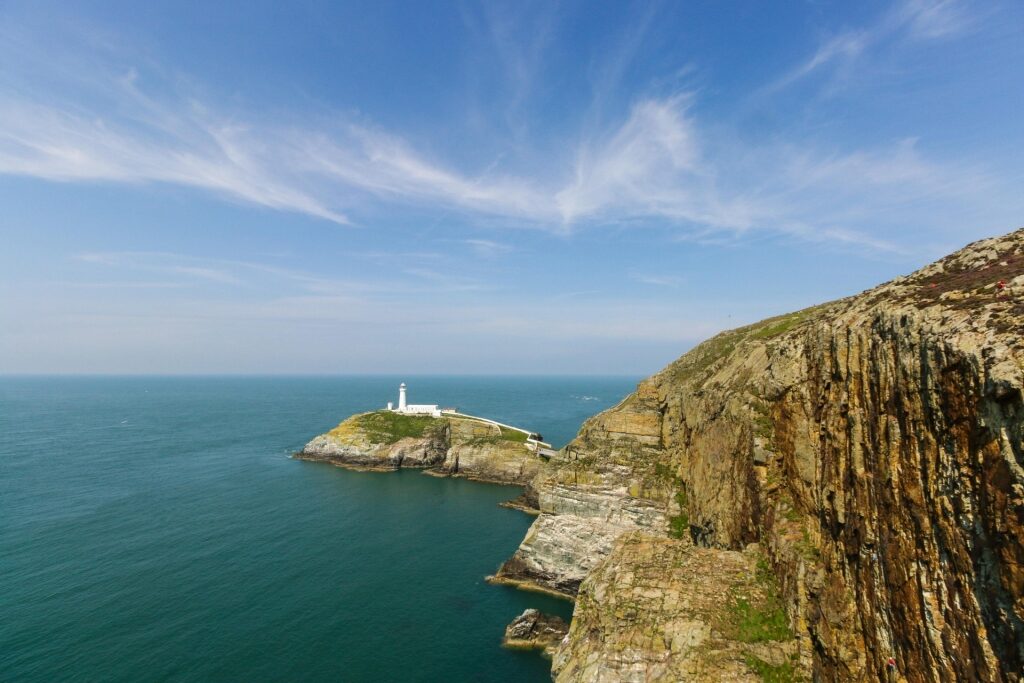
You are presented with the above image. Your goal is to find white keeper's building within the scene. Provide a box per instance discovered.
[386,382,443,417]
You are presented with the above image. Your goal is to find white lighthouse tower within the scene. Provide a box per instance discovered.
[388,382,441,416]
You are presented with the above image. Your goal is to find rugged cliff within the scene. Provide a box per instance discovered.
[298,411,544,485]
[503,228,1024,681]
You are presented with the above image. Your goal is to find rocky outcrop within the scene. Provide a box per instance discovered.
[493,384,671,595]
[441,416,544,484]
[297,411,544,485]
[502,228,1024,681]
[503,609,569,657]
[553,533,807,682]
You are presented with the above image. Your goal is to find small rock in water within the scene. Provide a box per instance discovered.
[502,609,569,657]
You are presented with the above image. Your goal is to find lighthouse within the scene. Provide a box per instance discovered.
[389,382,441,416]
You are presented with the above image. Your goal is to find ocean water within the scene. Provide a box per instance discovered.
[0,376,638,682]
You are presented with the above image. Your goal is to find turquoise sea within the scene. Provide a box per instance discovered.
[0,376,637,682]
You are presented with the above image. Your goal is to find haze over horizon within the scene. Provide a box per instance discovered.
[2,0,1022,375]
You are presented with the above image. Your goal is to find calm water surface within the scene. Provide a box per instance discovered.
[0,376,637,682]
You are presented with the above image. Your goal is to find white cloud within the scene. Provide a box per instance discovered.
[0,10,1007,255]
[71,250,492,297]
[900,0,971,39]
[556,96,714,226]
[1,83,995,254]
[767,0,973,93]
[301,124,551,220]
[0,100,350,224]
[74,252,242,285]
[769,31,870,92]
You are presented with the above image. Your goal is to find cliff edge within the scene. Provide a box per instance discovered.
[503,227,1023,681]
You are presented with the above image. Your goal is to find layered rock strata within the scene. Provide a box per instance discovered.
[494,383,672,595]
[501,228,1024,681]
[552,533,807,682]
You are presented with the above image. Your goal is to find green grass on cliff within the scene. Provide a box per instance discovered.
[498,427,529,443]
[354,411,438,444]
[668,488,689,539]
[727,596,791,643]
[667,303,833,385]
[720,555,793,644]
[749,311,808,340]
[668,330,742,383]
[743,654,801,683]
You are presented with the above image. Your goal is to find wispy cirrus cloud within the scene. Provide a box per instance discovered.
[556,96,711,226]
[900,0,973,39]
[71,249,492,297]
[0,99,352,225]
[75,251,243,285]
[0,6,1007,255]
[0,81,992,252]
[768,0,973,92]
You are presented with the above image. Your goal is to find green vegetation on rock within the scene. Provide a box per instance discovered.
[498,427,529,443]
[727,596,791,643]
[749,311,808,340]
[720,555,792,643]
[668,488,689,539]
[351,411,438,444]
[668,330,743,383]
[744,653,801,683]
[798,525,822,563]
[751,399,773,441]
[667,303,835,386]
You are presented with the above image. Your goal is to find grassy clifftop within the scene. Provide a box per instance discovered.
[328,411,442,444]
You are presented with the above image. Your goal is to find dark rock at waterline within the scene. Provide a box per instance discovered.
[503,609,569,657]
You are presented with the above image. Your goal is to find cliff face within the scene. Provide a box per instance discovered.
[553,533,806,681]
[495,383,671,594]
[507,229,1024,681]
[298,411,544,485]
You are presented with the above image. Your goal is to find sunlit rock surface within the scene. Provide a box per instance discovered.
[505,228,1024,681]
[298,411,543,485]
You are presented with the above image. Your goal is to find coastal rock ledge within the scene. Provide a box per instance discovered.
[297,410,545,486]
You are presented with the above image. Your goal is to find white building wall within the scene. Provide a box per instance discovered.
[402,404,440,416]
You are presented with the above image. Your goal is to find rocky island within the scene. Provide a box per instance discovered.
[299,228,1023,682]
[297,408,547,485]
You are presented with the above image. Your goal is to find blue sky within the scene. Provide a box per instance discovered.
[1,0,1021,374]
